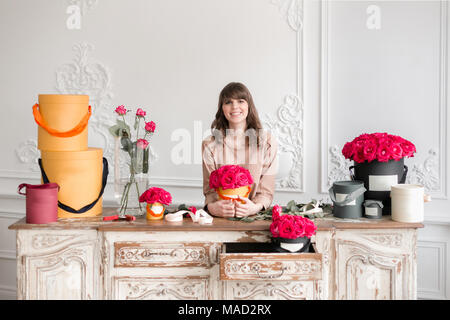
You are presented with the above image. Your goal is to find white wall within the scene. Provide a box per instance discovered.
[0,0,448,299]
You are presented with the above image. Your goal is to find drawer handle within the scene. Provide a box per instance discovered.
[253,264,287,279]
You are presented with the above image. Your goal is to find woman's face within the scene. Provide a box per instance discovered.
[222,97,249,129]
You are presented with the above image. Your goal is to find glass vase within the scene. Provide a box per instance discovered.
[114,136,149,216]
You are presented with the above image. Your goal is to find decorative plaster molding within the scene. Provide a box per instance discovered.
[406,149,440,192]
[271,0,304,31]
[15,139,40,173]
[327,145,352,188]
[262,94,304,191]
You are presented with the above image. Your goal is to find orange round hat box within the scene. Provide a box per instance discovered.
[33,94,91,151]
[39,148,108,218]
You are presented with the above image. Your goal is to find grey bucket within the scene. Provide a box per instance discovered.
[329,181,366,219]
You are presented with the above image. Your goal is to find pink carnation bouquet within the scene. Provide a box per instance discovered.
[342,132,416,164]
[209,165,254,203]
[270,205,317,240]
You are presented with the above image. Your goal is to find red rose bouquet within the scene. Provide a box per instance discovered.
[209,165,254,190]
[342,132,416,164]
[270,205,317,240]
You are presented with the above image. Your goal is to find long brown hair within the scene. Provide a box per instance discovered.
[211,82,263,145]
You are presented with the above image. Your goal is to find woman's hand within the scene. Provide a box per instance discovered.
[235,196,263,218]
[207,200,236,218]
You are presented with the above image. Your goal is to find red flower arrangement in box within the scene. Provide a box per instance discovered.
[270,205,317,239]
[342,132,416,164]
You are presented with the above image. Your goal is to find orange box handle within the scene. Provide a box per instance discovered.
[32,103,92,138]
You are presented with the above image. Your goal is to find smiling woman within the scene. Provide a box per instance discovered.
[202,82,278,219]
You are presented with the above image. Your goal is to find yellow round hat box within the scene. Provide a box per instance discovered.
[39,148,108,218]
[33,94,91,151]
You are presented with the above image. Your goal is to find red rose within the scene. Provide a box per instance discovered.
[377,143,391,162]
[278,216,298,239]
[145,121,156,133]
[272,205,282,221]
[270,220,280,238]
[342,142,356,159]
[390,143,403,161]
[362,139,377,162]
[220,170,236,190]
[209,171,220,189]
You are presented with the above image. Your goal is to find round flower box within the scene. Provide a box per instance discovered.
[272,236,311,253]
[139,187,172,221]
[209,165,253,204]
[342,133,416,215]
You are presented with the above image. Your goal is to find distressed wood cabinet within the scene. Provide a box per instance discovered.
[9,212,422,300]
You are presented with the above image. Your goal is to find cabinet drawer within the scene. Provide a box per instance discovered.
[114,242,218,268]
[220,242,322,281]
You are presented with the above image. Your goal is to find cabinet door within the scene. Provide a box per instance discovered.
[17,230,99,300]
[335,229,416,300]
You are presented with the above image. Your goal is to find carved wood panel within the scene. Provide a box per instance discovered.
[222,280,317,300]
[335,231,411,300]
[113,277,209,300]
[22,242,97,300]
[220,251,322,281]
[114,242,219,268]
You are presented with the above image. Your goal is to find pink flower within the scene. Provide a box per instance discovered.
[115,105,127,115]
[136,108,146,117]
[272,205,282,221]
[342,142,356,159]
[390,143,403,161]
[342,132,416,162]
[377,143,391,162]
[270,214,316,239]
[270,220,280,237]
[362,139,377,163]
[145,121,156,133]
[279,216,297,239]
[136,138,149,150]
[400,140,416,158]
[220,170,237,190]
[209,165,253,190]
[209,171,220,189]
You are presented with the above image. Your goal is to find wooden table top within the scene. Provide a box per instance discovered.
[8,207,424,232]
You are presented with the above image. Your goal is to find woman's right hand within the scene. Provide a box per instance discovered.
[207,200,235,218]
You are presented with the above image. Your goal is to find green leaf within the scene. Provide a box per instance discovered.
[108,124,121,137]
[121,137,133,152]
[287,200,297,213]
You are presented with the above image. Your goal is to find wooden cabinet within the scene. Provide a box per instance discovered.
[9,216,422,300]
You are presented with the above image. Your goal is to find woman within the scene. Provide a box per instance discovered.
[202,82,278,218]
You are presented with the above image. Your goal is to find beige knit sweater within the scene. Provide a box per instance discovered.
[201,130,278,210]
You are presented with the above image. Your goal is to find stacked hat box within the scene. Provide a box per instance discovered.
[33,94,108,218]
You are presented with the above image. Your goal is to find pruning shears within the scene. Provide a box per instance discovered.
[102,214,136,222]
